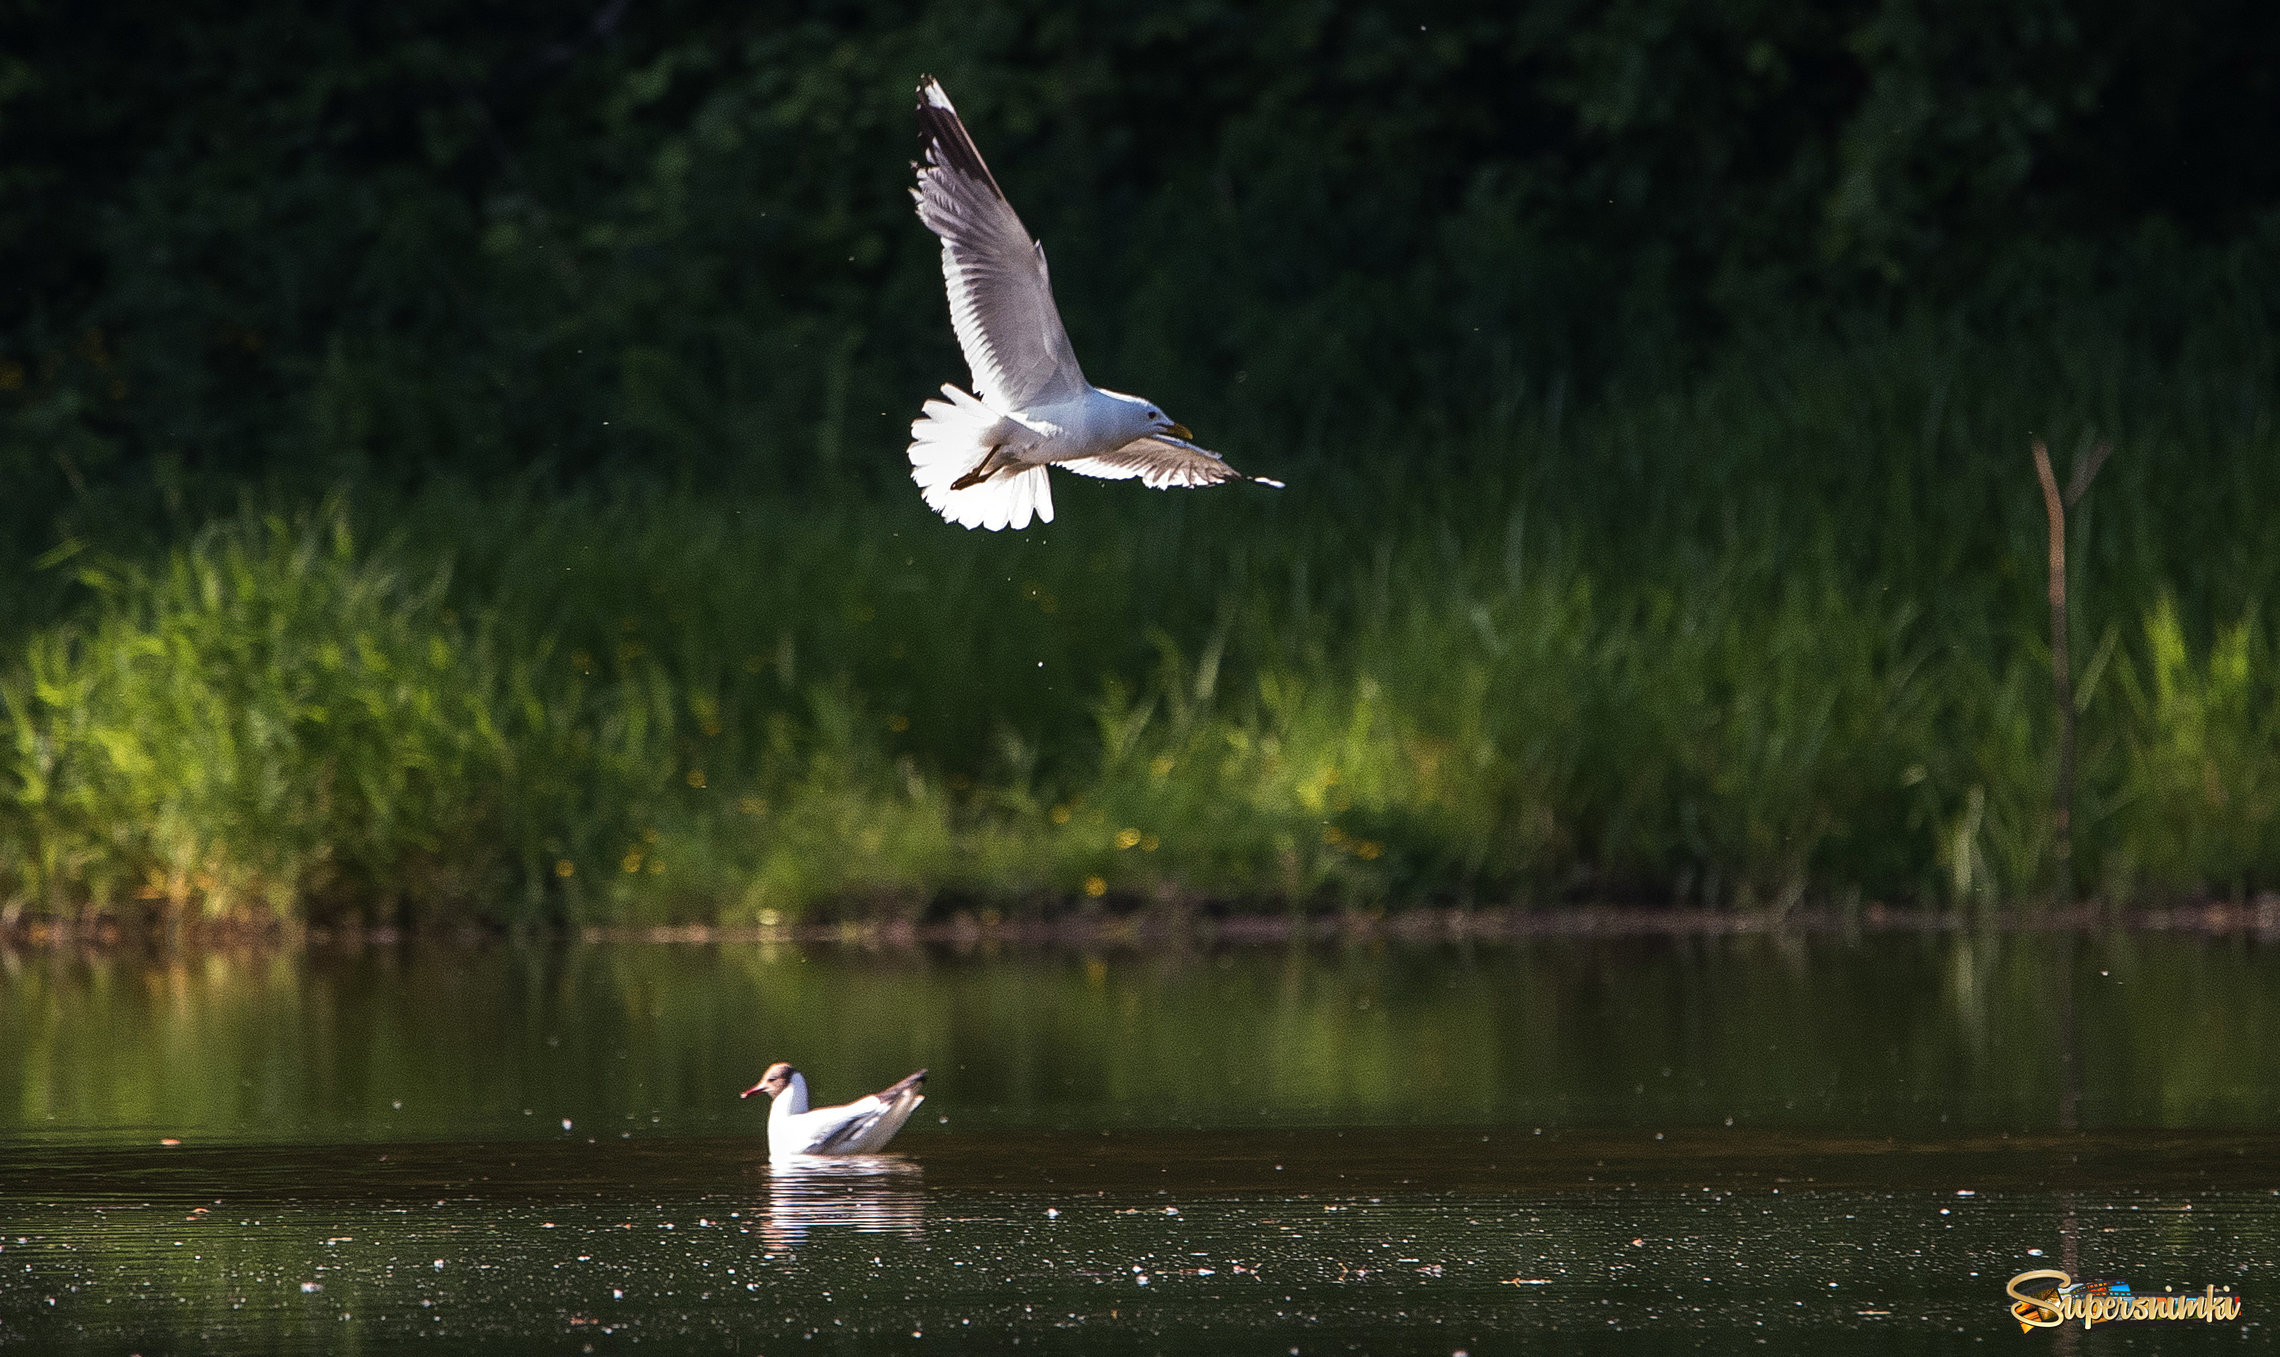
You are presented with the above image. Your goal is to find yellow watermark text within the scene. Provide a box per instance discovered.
[2006,1268,2243,1331]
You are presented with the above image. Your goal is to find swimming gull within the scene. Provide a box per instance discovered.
[907,77,1281,531]
[740,1062,929,1157]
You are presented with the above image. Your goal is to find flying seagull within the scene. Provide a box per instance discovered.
[907,77,1281,531]
[740,1062,929,1157]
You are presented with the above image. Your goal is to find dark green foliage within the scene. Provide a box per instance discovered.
[1,4,2277,921]
[3,0,2277,514]
[3,319,2278,923]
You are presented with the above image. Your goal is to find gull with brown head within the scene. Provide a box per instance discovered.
[740,1062,930,1158]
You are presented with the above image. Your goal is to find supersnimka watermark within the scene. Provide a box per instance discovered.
[2005,1268,2243,1331]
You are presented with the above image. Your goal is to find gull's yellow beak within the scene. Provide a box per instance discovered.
[1165,422,1193,442]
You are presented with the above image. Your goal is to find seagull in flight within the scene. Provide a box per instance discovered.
[907,77,1281,531]
[740,1062,929,1157]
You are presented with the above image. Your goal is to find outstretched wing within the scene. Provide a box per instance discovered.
[913,79,1087,411]
[1061,435,1286,490]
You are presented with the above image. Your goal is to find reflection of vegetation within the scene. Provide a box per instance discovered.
[5,319,2280,919]
[5,937,2277,1144]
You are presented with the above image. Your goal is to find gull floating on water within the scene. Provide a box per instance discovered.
[907,77,1282,531]
[740,1062,929,1157]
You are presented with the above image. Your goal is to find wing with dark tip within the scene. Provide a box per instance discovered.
[1060,436,1285,490]
[913,79,1087,411]
[810,1069,929,1155]
[873,1068,929,1104]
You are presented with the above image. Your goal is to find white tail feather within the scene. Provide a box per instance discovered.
[907,383,1053,531]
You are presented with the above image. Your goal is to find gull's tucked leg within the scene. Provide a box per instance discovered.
[949,445,1006,491]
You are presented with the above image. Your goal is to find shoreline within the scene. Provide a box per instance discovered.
[6,898,2278,953]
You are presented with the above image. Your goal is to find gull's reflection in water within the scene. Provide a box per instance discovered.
[762,1155,925,1249]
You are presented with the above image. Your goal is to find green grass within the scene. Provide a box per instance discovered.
[4,321,2279,925]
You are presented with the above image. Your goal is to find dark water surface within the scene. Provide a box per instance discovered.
[2,933,2273,1352]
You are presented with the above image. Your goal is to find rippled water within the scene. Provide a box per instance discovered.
[2,933,2273,1351]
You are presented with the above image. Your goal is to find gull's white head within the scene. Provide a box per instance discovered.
[1098,388,1194,444]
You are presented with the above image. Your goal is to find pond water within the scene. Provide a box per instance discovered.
[1,932,2272,1352]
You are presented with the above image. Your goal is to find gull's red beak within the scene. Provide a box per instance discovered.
[738,1080,769,1100]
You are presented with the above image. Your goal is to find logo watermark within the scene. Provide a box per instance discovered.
[2006,1268,2243,1331]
